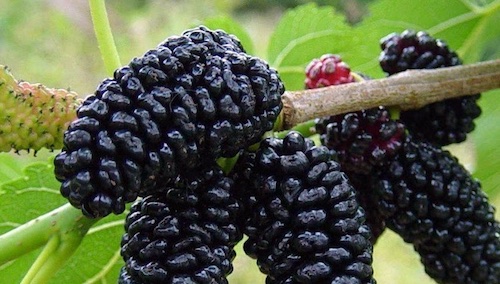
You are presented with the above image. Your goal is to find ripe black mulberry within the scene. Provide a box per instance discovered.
[54,26,283,218]
[371,136,500,283]
[315,106,406,242]
[120,164,243,284]
[315,106,405,175]
[232,131,376,283]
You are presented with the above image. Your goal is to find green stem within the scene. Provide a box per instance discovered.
[388,106,401,120]
[217,154,240,175]
[20,235,60,284]
[89,0,121,74]
[22,229,89,284]
[0,203,97,265]
[275,119,316,139]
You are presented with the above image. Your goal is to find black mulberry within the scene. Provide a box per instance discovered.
[54,26,284,218]
[315,106,405,242]
[371,136,500,283]
[232,131,376,283]
[379,29,481,146]
[120,164,243,284]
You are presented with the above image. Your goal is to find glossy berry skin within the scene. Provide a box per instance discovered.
[370,136,500,284]
[379,29,481,146]
[315,106,405,175]
[54,26,284,218]
[120,165,243,284]
[233,131,376,284]
[118,267,141,284]
[305,54,354,89]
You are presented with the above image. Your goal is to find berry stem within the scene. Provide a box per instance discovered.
[21,231,88,284]
[0,203,97,266]
[20,235,60,284]
[281,59,500,129]
[217,154,240,175]
[89,0,121,74]
[275,119,316,139]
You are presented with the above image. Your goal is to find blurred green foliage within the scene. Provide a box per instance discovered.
[0,0,498,283]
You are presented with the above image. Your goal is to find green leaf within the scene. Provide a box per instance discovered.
[472,89,500,196]
[204,15,255,55]
[0,159,66,282]
[264,0,499,90]
[52,216,125,283]
[0,153,25,184]
[267,3,358,90]
[0,150,59,186]
[0,158,125,282]
[0,160,64,234]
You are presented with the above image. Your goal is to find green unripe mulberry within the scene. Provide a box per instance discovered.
[0,66,81,152]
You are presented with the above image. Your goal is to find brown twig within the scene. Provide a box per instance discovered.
[281,59,500,129]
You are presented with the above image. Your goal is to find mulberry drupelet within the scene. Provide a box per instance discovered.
[232,131,376,284]
[54,26,284,218]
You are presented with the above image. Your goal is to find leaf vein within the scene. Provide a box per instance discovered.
[83,249,121,284]
[272,30,340,67]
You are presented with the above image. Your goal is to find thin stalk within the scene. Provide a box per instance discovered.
[89,0,121,74]
[275,119,316,139]
[22,232,87,284]
[281,59,500,129]
[20,235,60,284]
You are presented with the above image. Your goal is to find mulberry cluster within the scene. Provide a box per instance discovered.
[233,131,376,283]
[305,51,499,284]
[369,137,500,283]
[119,165,243,284]
[379,29,481,146]
[54,26,284,218]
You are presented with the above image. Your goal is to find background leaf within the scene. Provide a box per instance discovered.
[204,15,255,55]
[0,159,66,283]
[471,89,500,195]
[0,159,65,235]
[0,153,25,183]
[267,4,358,90]
[0,157,125,283]
[52,216,125,283]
